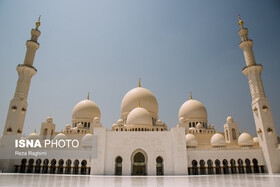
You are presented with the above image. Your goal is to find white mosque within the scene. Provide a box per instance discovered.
[0,16,280,175]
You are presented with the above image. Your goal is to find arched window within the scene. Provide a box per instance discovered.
[189,122,191,127]
[58,159,64,174]
[88,122,90,128]
[51,130,54,139]
[42,159,49,173]
[225,129,229,141]
[215,160,221,174]
[223,159,229,174]
[232,129,237,140]
[20,159,27,173]
[230,159,237,174]
[238,159,244,174]
[84,122,87,128]
[207,160,214,174]
[156,156,164,175]
[35,159,41,173]
[50,159,57,174]
[81,160,87,175]
[199,160,206,175]
[252,158,259,173]
[115,156,122,175]
[245,159,252,173]
[192,160,198,175]
[65,159,72,174]
[73,160,79,174]
[27,159,34,173]
[43,128,48,140]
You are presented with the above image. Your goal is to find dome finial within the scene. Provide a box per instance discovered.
[36,15,41,30]
[34,129,36,133]
[238,14,243,28]
[87,92,90,100]
[138,100,141,107]
[190,92,192,100]
[138,78,141,87]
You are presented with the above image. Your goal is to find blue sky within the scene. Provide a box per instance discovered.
[0,0,279,137]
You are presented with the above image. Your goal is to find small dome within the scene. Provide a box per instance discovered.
[126,107,152,126]
[117,119,124,125]
[94,117,100,123]
[65,124,71,129]
[77,123,83,128]
[179,99,207,121]
[211,133,226,146]
[209,124,214,129]
[54,133,68,141]
[238,132,253,146]
[121,87,158,119]
[157,119,163,125]
[46,116,53,123]
[72,99,101,121]
[196,123,203,129]
[27,132,40,140]
[185,134,197,147]
[226,116,234,123]
[81,134,93,147]
[179,117,186,123]
[253,137,259,144]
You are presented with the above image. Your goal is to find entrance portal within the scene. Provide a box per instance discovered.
[132,152,146,175]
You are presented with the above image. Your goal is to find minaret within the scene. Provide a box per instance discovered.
[238,15,280,173]
[3,17,41,136]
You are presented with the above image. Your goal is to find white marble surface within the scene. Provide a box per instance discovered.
[0,174,280,187]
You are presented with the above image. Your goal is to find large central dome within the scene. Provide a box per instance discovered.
[121,87,158,119]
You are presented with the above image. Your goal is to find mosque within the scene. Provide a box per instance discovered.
[0,16,280,175]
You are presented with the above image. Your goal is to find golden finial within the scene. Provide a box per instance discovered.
[36,15,41,29]
[243,130,245,133]
[138,100,141,107]
[34,129,36,133]
[190,92,192,100]
[61,130,63,133]
[138,78,141,87]
[238,14,243,27]
[87,92,90,100]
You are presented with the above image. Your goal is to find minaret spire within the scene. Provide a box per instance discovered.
[238,16,280,173]
[3,18,41,136]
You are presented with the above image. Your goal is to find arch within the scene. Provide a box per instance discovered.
[192,160,198,175]
[27,159,34,173]
[73,159,79,174]
[252,158,259,173]
[81,160,87,175]
[131,149,147,175]
[156,156,164,175]
[245,159,252,173]
[238,159,244,174]
[43,128,48,140]
[215,160,221,174]
[199,160,206,175]
[223,159,229,174]
[50,159,56,174]
[58,159,64,174]
[65,159,72,174]
[232,129,237,140]
[20,159,27,173]
[115,156,123,175]
[42,159,49,173]
[207,159,214,174]
[34,159,41,173]
[230,159,237,174]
